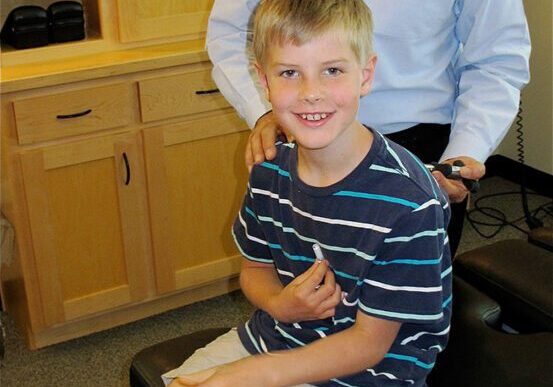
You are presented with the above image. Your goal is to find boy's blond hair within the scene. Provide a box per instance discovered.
[253,0,374,67]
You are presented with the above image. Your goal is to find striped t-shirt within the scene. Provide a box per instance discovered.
[232,129,452,387]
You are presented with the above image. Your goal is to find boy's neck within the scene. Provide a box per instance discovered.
[296,122,373,187]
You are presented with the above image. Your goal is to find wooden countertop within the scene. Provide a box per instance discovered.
[0,39,209,94]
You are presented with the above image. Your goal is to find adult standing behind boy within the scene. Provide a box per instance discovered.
[206,0,531,257]
[165,1,451,386]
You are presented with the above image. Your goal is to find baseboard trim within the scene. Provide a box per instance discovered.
[485,155,553,198]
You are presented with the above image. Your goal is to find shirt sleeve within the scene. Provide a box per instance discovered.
[206,0,272,128]
[232,181,274,264]
[358,203,450,324]
[443,0,531,162]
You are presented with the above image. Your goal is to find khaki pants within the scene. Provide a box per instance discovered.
[162,328,316,387]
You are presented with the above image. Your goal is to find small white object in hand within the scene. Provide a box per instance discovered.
[312,243,324,261]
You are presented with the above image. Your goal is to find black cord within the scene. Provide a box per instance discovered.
[515,101,544,229]
[466,101,553,238]
[466,190,553,239]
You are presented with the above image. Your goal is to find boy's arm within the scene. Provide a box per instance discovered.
[265,310,401,386]
[240,258,343,323]
[173,310,400,387]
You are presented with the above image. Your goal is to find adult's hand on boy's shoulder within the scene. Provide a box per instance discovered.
[268,260,342,323]
[245,111,293,172]
[432,156,485,203]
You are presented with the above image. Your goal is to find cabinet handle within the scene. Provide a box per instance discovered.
[56,109,92,120]
[122,152,131,186]
[195,88,220,95]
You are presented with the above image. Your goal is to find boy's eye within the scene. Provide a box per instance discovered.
[280,70,298,78]
[324,67,342,76]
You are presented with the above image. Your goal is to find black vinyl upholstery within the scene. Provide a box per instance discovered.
[428,277,553,387]
[454,239,553,332]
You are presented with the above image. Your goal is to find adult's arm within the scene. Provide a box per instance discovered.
[206,0,269,129]
[444,0,531,163]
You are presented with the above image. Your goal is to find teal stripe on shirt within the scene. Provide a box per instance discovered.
[384,353,435,369]
[244,206,260,223]
[358,301,443,321]
[334,191,419,209]
[384,229,446,243]
[260,162,291,178]
[372,257,442,266]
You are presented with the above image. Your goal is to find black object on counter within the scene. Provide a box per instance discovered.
[47,1,85,43]
[1,1,85,49]
[1,5,49,49]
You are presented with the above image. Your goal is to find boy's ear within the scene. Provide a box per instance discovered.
[360,55,377,97]
[255,62,270,99]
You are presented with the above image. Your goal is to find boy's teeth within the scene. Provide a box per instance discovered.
[301,113,327,121]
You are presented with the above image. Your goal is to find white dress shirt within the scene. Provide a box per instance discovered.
[206,0,530,162]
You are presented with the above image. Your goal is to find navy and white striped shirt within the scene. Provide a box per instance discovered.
[233,129,452,386]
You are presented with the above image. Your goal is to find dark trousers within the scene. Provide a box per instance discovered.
[386,124,467,257]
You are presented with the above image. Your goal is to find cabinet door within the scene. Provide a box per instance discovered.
[116,0,214,43]
[19,133,153,326]
[143,112,249,294]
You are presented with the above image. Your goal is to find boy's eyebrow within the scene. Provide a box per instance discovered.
[322,58,349,65]
[272,58,350,67]
[322,59,351,67]
[272,62,300,67]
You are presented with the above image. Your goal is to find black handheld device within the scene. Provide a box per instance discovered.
[425,161,480,193]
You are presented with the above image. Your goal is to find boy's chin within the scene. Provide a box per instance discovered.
[295,136,334,151]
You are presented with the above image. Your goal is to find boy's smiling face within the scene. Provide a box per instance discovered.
[256,31,376,153]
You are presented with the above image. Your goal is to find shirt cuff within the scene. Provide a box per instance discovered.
[440,132,491,163]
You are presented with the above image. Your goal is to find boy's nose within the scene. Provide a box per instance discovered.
[300,78,323,103]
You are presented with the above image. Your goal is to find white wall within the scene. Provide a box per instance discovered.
[496,0,553,175]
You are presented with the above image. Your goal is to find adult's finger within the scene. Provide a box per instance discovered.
[432,171,468,203]
[260,123,278,161]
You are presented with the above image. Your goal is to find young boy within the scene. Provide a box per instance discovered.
[164,1,451,386]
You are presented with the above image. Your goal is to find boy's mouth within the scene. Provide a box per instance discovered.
[298,112,332,122]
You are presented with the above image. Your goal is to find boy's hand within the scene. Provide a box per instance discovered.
[170,358,274,387]
[432,156,485,202]
[268,259,342,323]
[169,367,216,386]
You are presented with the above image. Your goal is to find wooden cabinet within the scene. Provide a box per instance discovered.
[116,0,215,43]
[0,0,252,347]
[143,113,248,295]
[138,67,226,123]
[18,133,153,325]
[1,66,250,348]
[13,83,132,144]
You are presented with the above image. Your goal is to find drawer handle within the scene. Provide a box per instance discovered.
[56,109,92,120]
[122,152,131,186]
[195,88,220,95]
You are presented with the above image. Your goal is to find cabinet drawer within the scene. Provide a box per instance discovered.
[13,83,133,144]
[138,69,229,123]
